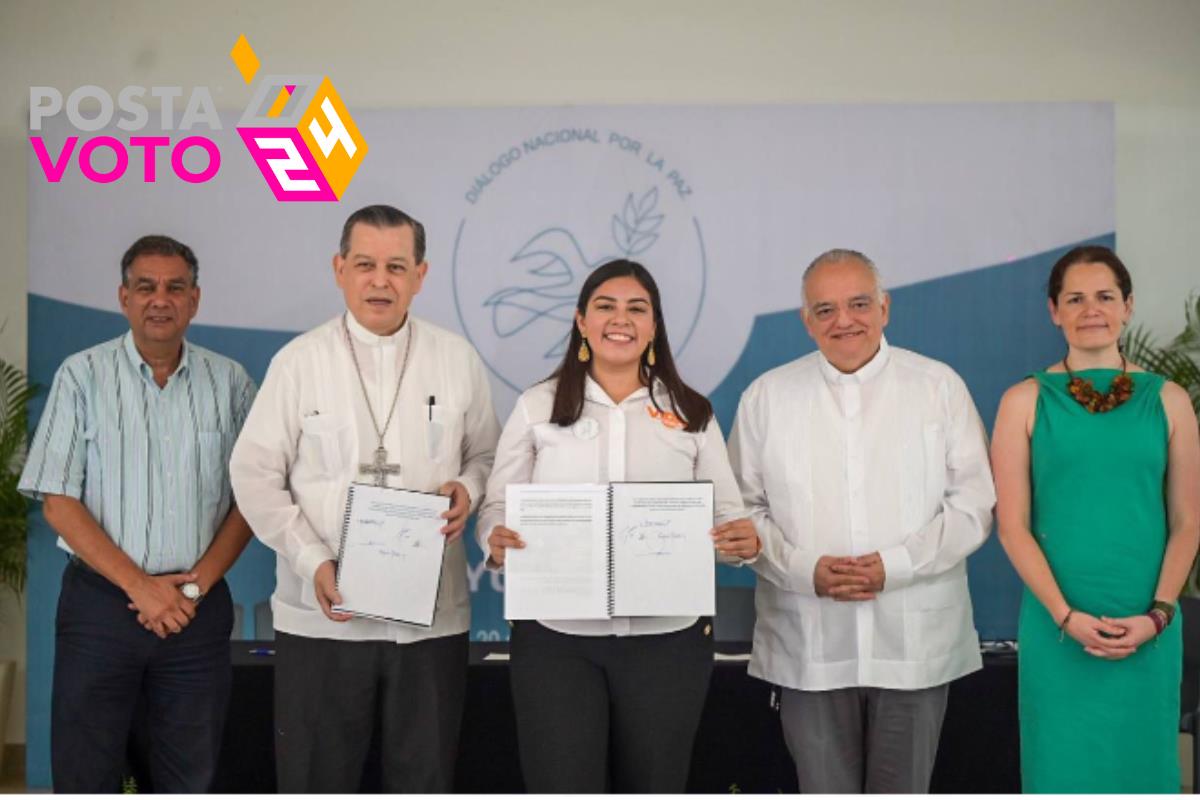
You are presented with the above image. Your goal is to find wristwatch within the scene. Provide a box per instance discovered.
[181,582,204,604]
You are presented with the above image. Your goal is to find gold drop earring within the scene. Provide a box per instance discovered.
[646,339,656,367]
[578,337,591,363]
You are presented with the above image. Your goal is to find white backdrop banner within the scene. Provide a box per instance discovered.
[25,102,1113,787]
[30,103,1113,416]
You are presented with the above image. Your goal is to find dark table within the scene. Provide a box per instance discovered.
[211,642,1019,793]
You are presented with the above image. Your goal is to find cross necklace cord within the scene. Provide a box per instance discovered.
[343,313,414,487]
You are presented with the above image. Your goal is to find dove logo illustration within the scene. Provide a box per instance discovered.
[452,129,708,394]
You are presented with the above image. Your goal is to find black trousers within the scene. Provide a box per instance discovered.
[510,619,714,793]
[51,560,233,793]
[273,630,469,793]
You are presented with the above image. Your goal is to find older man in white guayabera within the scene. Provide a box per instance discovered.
[19,235,257,792]
[229,205,500,793]
[728,249,996,793]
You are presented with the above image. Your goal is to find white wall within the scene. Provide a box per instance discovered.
[2,0,1198,745]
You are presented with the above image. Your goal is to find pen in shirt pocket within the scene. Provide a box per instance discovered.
[427,395,435,421]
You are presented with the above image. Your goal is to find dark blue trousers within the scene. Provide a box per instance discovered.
[51,560,233,793]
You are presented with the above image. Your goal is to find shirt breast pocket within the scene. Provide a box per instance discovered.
[197,431,228,515]
[298,414,352,479]
[531,422,598,483]
[426,404,464,464]
[923,422,947,505]
[647,420,699,465]
[763,421,809,538]
[75,425,101,502]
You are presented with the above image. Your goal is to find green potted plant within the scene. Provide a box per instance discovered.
[1122,292,1200,412]
[0,354,34,777]
[0,356,34,597]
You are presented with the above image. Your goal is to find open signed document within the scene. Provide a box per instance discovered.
[504,482,714,620]
[333,484,450,626]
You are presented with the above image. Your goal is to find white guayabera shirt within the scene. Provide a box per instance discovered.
[230,313,500,643]
[729,337,996,691]
[478,376,751,637]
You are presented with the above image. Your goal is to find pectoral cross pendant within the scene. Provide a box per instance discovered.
[360,446,401,487]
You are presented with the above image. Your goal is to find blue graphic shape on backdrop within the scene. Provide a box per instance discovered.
[21,233,1112,787]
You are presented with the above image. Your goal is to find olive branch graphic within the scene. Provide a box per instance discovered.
[482,187,667,359]
[611,187,664,257]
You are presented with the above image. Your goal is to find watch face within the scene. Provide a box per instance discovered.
[182,583,201,601]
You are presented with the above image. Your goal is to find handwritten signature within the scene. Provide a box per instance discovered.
[352,526,420,556]
[619,520,686,556]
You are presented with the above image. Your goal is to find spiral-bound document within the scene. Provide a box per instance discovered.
[332,483,450,626]
[503,482,715,620]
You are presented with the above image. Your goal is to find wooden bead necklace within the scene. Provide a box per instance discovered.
[1062,354,1134,413]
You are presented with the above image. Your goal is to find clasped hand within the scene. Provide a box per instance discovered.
[1063,611,1156,660]
[126,572,198,638]
[814,553,886,600]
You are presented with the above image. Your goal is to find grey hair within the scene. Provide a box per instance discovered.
[801,248,885,310]
[120,235,199,286]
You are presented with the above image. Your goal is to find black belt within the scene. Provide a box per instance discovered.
[68,555,99,575]
[69,554,187,579]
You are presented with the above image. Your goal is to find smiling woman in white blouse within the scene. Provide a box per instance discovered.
[477,259,760,793]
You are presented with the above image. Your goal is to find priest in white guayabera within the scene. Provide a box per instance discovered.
[728,249,996,793]
[229,205,500,792]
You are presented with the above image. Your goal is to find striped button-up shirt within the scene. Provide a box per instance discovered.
[19,332,256,574]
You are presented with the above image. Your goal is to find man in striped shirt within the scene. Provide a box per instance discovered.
[19,235,256,792]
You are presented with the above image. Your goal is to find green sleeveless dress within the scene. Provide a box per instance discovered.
[1019,370,1180,793]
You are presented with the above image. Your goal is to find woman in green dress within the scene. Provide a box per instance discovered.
[992,244,1200,793]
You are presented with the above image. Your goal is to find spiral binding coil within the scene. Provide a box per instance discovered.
[606,484,615,617]
[334,484,358,593]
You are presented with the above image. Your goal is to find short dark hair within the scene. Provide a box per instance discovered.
[339,205,427,262]
[120,235,198,286]
[548,259,713,434]
[1047,245,1133,305]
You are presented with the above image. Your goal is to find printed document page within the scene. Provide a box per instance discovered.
[610,482,715,617]
[333,484,449,626]
[504,484,610,620]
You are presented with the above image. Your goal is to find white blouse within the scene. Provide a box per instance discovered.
[478,375,748,637]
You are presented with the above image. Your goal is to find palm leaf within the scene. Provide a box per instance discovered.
[0,357,34,599]
[1121,324,1163,370]
[1122,324,1200,411]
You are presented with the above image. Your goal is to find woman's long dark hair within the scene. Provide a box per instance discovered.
[548,260,713,433]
